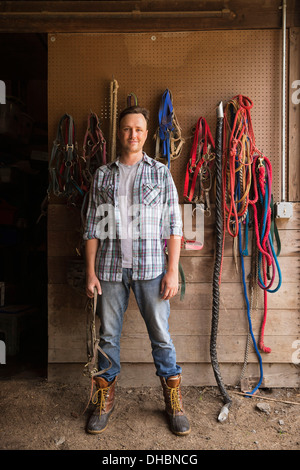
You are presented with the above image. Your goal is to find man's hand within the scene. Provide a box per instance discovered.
[85,239,101,298]
[160,269,179,300]
[160,235,181,300]
[86,273,102,298]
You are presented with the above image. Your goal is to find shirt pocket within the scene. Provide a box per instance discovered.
[142,183,161,206]
[98,184,115,205]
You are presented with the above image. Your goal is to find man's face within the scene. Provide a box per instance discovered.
[118,113,148,155]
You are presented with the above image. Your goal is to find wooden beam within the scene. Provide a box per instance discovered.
[0,0,299,33]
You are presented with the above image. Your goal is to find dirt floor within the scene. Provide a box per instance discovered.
[0,365,299,453]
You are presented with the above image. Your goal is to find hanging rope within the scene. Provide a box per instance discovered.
[238,217,264,395]
[220,95,282,397]
[250,154,282,354]
[222,95,255,238]
[154,89,184,168]
[211,102,232,421]
[83,287,113,414]
[221,96,264,395]
[109,79,119,162]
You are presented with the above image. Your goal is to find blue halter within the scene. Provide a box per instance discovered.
[158,89,174,168]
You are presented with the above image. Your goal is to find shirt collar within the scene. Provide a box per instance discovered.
[110,152,154,168]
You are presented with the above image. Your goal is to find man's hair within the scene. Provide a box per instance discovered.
[118,106,150,128]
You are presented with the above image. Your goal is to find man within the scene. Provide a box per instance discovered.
[83,106,190,436]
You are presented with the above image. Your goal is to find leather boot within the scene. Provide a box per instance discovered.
[86,376,117,434]
[160,374,191,436]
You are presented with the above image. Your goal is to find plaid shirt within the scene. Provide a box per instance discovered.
[83,153,182,281]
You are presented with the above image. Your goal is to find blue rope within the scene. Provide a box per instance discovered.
[257,182,282,293]
[236,174,264,396]
[238,220,264,396]
[242,211,249,256]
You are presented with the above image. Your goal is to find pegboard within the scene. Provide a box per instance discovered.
[48,30,283,202]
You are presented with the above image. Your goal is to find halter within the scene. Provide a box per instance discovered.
[154,89,184,168]
[183,116,215,213]
[81,111,106,189]
[48,113,83,205]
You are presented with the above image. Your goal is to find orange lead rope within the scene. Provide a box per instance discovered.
[222,95,255,238]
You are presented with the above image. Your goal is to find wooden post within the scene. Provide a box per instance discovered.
[288,27,300,202]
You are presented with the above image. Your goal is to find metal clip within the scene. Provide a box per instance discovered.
[258,156,264,167]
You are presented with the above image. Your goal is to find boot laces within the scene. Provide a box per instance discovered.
[168,385,182,415]
[92,386,109,415]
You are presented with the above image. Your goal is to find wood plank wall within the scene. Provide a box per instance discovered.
[47,201,300,388]
[47,27,300,388]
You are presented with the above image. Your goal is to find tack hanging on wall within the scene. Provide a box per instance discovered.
[109,78,119,162]
[154,89,184,169]
[48,30,283,202]
[127,93,138,107]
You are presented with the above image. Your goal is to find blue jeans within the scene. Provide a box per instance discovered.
[97,268,182,381]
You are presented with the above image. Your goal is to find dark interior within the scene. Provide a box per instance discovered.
[0,34,48,377]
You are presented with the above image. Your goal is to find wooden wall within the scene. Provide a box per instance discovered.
[47,29,300,388]
[48,202,300,388]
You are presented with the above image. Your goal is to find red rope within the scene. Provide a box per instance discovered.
[221,96,274,354]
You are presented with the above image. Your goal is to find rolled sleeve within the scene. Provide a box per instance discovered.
[163,168,183,238]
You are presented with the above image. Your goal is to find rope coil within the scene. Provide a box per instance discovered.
[220,95,282,397]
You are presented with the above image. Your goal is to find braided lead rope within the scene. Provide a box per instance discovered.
[211,103,232,422]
